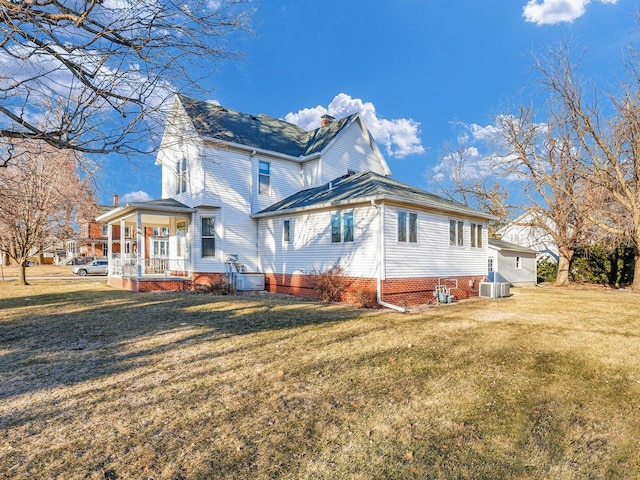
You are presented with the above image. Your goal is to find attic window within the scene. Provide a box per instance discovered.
[176,158,187,195]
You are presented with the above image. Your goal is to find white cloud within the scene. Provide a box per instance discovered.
[523,0,618,25]
[120,191,152,203]
[284,93,424,158]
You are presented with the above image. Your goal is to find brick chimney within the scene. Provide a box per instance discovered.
[113,193,119,207]
[321,114,335,127]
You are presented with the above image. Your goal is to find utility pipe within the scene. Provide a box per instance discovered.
[371,199,406,313]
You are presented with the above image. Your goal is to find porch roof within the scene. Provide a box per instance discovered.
[96,198,195,223]
[488,238,538,255]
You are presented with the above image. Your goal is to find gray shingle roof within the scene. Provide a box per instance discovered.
[178,94,356,157]
[488,238,538,254]
[255,171,494,219]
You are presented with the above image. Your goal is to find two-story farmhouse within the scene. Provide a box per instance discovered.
[98,95,494,307]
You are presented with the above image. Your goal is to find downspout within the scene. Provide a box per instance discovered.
[372,199,406,313]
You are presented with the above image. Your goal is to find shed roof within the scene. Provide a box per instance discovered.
[488,238,538,255]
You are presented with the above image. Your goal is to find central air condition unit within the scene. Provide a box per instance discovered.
[479,282,497,299]
[479,282,511,299]
[235,273,265,291]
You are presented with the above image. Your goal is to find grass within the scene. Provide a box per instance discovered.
[1,281,640,479]
[0,263,75,279]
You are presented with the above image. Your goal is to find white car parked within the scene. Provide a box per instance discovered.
[72,259,108,276]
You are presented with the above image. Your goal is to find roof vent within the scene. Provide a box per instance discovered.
[321,114,335,127]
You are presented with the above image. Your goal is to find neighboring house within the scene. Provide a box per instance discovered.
[496,212,559,262]
[97,95,494,307]
[488,238,538,287]
[67,195,124,261]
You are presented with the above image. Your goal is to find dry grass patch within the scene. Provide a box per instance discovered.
[1,263,74,279]
[1,282,640,478]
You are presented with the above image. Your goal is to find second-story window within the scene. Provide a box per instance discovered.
[101,225,108,237]
[176,158,187,195]
[259,161,270,194]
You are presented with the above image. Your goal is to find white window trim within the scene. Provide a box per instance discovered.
[258,160,271,195]
[201,217,216,258]
[283,219,291,244]
[449,219,465,248]
[331,211,355,243]
[397,209,419,245]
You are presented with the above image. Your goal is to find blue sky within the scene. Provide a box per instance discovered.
[105,0,636,207]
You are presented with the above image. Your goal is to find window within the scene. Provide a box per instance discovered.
[152,239,169,257]
[516,256,522,269]
[471,223,483,248]
[283,219,291,243]
[449,220,464,247]
[343,212,354,242]
[331,211,354,243]
[101,225,108,237]
[259,161,270,194]
[177,221,187,257]
[488,257,494,272]
[125,226,131,238]
[331,213,342,243]
[176,158,187,195]
[398,210,418,243]
[201,217,215,257]
[102,243,108,257]
[152,226,168,237]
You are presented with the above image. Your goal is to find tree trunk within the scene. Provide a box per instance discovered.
[632,251,640,292]
[553,247,574,287]
[18,261,28,286]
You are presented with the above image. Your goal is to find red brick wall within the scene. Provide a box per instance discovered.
[264,273,484,307]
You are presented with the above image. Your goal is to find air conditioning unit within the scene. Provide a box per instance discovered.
[479,282,497,298]
[235,273,265,291]
[479,282,511,299]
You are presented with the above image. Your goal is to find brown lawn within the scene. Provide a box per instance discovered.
[1,281,639,479]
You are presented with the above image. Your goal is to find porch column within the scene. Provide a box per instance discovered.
[120,218,126,276]
[107,224,113,273]
[136,211,143,278]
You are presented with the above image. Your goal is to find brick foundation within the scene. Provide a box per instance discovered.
[108,272,485,308]
[108,275,191,292]
[264,273,485,307]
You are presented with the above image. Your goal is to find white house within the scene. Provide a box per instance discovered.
[98,95,495,307]
[488,238,538,287]
[497,212,559,261]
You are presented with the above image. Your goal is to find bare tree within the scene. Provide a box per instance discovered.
[537,45,640,290]
[0,140,95,284]
[0,0,251,165]
[497,106,591,287]
[435,136,512,235]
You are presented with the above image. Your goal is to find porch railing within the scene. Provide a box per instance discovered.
[109,257,190,278]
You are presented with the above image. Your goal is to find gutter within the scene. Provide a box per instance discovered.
[372,199,406,313]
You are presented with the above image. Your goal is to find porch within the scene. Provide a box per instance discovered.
[96,198,197,290]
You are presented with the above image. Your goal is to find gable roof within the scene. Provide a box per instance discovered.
[488,238,538,255]
[177,94,357,158]
[254,171,495,220]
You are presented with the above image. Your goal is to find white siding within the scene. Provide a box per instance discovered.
[301,158,320,188]
[192,208,224,273]
[320,120,389,183]
[384,206,488,278]
[253,154,302,213]
[494,250,537,285]
[258,204,379,278]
